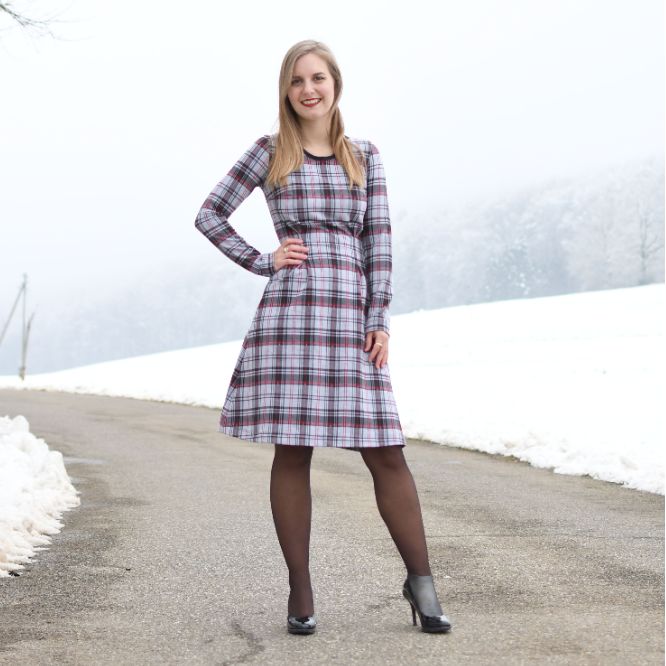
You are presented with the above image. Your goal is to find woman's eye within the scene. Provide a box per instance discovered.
[292,77,325,84]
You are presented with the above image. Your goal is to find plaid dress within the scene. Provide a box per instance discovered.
[194,134,406,449]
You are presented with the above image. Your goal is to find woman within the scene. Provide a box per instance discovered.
[194,39,451,635]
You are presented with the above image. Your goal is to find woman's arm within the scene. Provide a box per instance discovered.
[194,135,276,277]
[361,142,393,336]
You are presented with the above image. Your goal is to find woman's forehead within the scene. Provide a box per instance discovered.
[293,53,329,74]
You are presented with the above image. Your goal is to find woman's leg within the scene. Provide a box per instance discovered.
[361,446,447,620]
[270,444,315,616]
[360,446,431,576]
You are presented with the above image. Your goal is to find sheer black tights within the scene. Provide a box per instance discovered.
[360,446,432,577]
[270,445,315,617]
[270,444,431,617]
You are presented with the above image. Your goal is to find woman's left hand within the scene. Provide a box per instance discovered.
[364,330,390,369]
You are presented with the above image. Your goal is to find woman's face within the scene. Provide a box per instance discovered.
[287,53,335,125]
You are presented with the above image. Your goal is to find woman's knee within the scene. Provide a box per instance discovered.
[360,445,407,474]
[273,444,314,467]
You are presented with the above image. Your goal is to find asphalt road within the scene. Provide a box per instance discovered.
[0,388,663,665]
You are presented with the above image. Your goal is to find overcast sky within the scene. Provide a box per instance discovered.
[0,0,663,316]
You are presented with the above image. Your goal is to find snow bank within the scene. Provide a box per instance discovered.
[0,415,80,577]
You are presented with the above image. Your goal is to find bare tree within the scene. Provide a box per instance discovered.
[0,1,70,39]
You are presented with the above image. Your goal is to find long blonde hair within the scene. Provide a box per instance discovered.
[266,40,367,190]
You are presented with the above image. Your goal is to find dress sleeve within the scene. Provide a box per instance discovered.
[361,142,393,336]
[194,135,276,277]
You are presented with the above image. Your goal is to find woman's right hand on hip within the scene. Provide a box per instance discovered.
[273,237,309,271]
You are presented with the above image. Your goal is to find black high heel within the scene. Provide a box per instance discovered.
[402,574,452,633]
[287,613,317,635]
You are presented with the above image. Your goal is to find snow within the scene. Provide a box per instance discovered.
[0,415,80,577]
[1,284,663,501]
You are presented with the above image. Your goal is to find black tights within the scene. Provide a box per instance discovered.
[270,444,432,617]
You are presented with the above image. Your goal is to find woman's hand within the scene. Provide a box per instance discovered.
[273,237,309,271]
[364,330,390,369]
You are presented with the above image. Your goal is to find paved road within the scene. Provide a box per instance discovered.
[0,388,663,665]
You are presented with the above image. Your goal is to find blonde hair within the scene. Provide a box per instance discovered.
[266,40,367,190]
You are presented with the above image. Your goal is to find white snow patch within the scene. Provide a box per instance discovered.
[0,415,80,577]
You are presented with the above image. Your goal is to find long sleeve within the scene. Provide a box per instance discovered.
[361,142,393,335]
[194,135,276,277]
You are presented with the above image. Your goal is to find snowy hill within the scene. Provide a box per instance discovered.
[1,284,663,495]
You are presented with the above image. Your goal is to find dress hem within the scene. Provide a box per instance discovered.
[217,426,406,450]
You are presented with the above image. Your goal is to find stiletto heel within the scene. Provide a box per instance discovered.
[287,614,317,635]
[402,574,452,633]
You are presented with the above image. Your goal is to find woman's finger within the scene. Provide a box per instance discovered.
[274,239,309,269]
[366,333,389,368]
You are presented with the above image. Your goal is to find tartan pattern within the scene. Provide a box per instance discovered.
[194,135,405,448]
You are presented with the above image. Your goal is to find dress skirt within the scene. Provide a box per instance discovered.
[219,229,406,449]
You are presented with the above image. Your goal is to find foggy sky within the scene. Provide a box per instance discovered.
[0,0,663,316]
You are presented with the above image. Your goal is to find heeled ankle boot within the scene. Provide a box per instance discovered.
[402,573,452,633]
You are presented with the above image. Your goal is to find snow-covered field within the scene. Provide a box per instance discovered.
[1,284,663,501]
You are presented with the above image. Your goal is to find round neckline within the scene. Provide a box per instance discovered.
[303,148,335,160]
